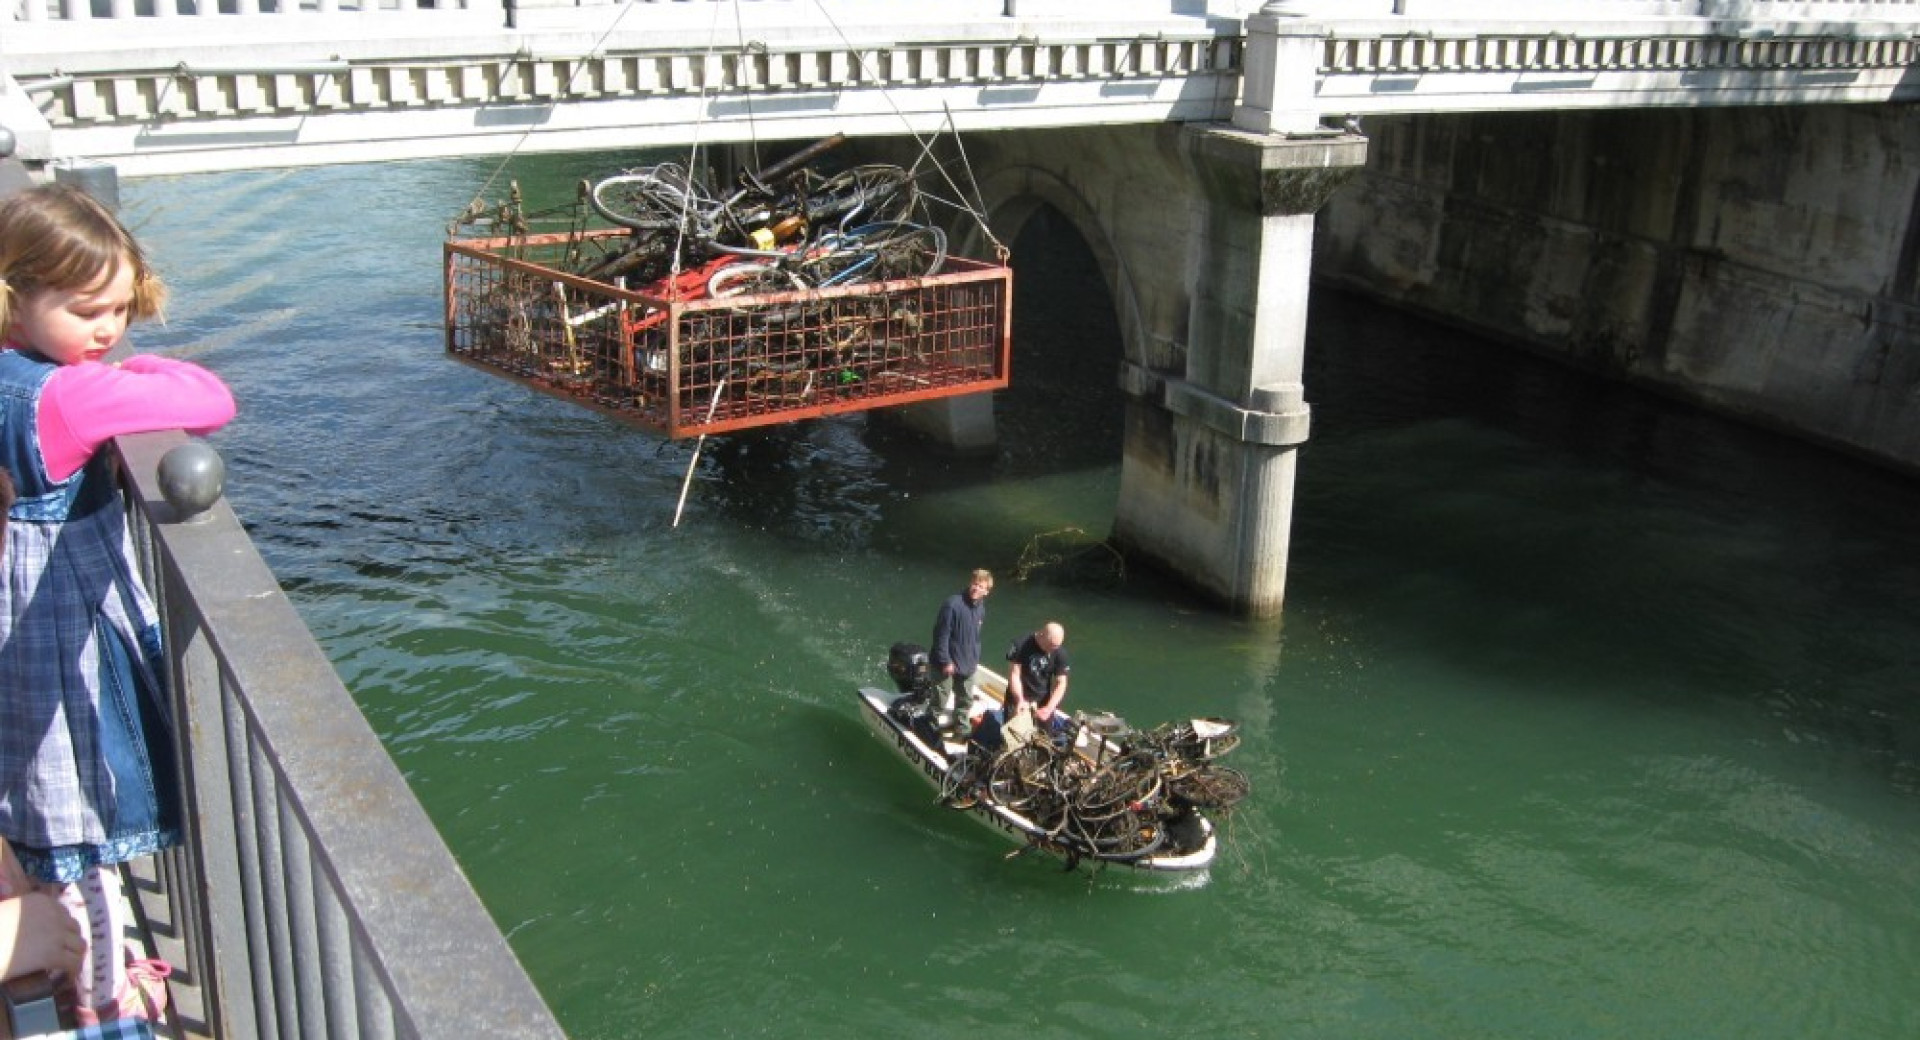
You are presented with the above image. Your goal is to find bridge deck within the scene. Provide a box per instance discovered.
[5,1,1920,175]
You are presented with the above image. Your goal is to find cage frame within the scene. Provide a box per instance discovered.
[445,228,1012,439]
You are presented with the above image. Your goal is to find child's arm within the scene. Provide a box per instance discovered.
[38,355,239,482]
[0,891,85,981]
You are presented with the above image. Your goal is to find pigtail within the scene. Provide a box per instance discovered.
[130,266,167,324]
[0,274,13,340]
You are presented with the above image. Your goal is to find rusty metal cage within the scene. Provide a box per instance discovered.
[445,229,1011,438]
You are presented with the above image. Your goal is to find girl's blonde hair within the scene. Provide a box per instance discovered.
[0,182,166,336]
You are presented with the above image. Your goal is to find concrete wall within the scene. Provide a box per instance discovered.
[1316,104,1920,474]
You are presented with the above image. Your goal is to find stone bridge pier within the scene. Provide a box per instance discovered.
[849,144,1361,613]
[1113,126,1365,617]
[861,4,1362,617]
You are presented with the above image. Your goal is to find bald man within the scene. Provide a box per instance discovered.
[1005,621,1070,730]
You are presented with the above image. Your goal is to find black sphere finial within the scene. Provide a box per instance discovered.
[158,440,225,521]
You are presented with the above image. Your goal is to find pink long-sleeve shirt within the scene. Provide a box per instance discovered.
[36,354,237,481]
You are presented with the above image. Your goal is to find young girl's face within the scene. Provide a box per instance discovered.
[6,258,136,366]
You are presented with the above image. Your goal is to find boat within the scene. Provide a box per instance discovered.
[856,643,1245,874]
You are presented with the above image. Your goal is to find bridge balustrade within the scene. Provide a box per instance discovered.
[4,0,498,23]
[1263,0,1920,121]
[1310,0,1920,14]
[1322,27,1919,77]
[115,432,565,1039]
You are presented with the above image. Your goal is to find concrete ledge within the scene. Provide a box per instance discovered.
[1159,370,1313,445]
[1119,359,1168,400]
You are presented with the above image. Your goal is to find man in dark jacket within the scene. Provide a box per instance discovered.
[929,569,993,736]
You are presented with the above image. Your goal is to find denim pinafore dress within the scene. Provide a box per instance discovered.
[0,348,180,883]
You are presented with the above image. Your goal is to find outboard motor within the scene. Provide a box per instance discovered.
[886,642,938,735]
[1163,798,1206,854]
[887,642,932,693]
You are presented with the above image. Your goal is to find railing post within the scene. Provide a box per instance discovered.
[141,439,258,1040]
[1234,1,1329,134]
[167,590,264,1040]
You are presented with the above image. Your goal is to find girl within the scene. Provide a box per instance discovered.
[1,470,86,993]
[0,182,236,1023]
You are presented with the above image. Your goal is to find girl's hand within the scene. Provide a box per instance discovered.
[0,891,85,980]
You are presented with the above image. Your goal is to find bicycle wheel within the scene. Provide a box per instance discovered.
[706,262,806,300]
[1077,753,1164,822]
[1081,808,1167,862]
[1166,764,1250,809]
[591,166,715,233]
[1145,719,1241,762]
[806,165,917,226]
[986,744,1054,812]
[856,221,947,281]
[796,232,875,288]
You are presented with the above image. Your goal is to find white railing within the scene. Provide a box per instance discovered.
[5,0,502,22]
[0,0,1249,27]
[1322,28,1919,77]
[1274,0,1920,16]
[0,0,512,54]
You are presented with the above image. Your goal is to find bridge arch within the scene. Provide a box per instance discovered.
[963,162,1155,378]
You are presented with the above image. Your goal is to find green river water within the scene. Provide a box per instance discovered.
[116,155,1919,1039]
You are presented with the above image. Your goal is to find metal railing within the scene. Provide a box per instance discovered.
[115,431,566,1040]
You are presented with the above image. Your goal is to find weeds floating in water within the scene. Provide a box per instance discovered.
[1013,526,1127,590]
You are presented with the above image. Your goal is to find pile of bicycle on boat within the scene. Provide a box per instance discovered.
[857,644,1250,874]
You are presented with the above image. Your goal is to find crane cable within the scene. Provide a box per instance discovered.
[448,0,1010,527]
[793,0,1007,260]
[450,0,1005,259]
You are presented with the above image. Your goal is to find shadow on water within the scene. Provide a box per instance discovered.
[1301,286,1920,795]
[441,151,1135,567]
[689,202,1133,546]
[990,203,1127,479]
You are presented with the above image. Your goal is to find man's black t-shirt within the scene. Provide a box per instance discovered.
[1008,634,1070,704]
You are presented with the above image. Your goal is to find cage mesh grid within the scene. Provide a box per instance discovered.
[445,229,1011,438]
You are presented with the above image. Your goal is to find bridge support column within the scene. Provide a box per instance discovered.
[888,394,997,454]
[1112,125,1365,618]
